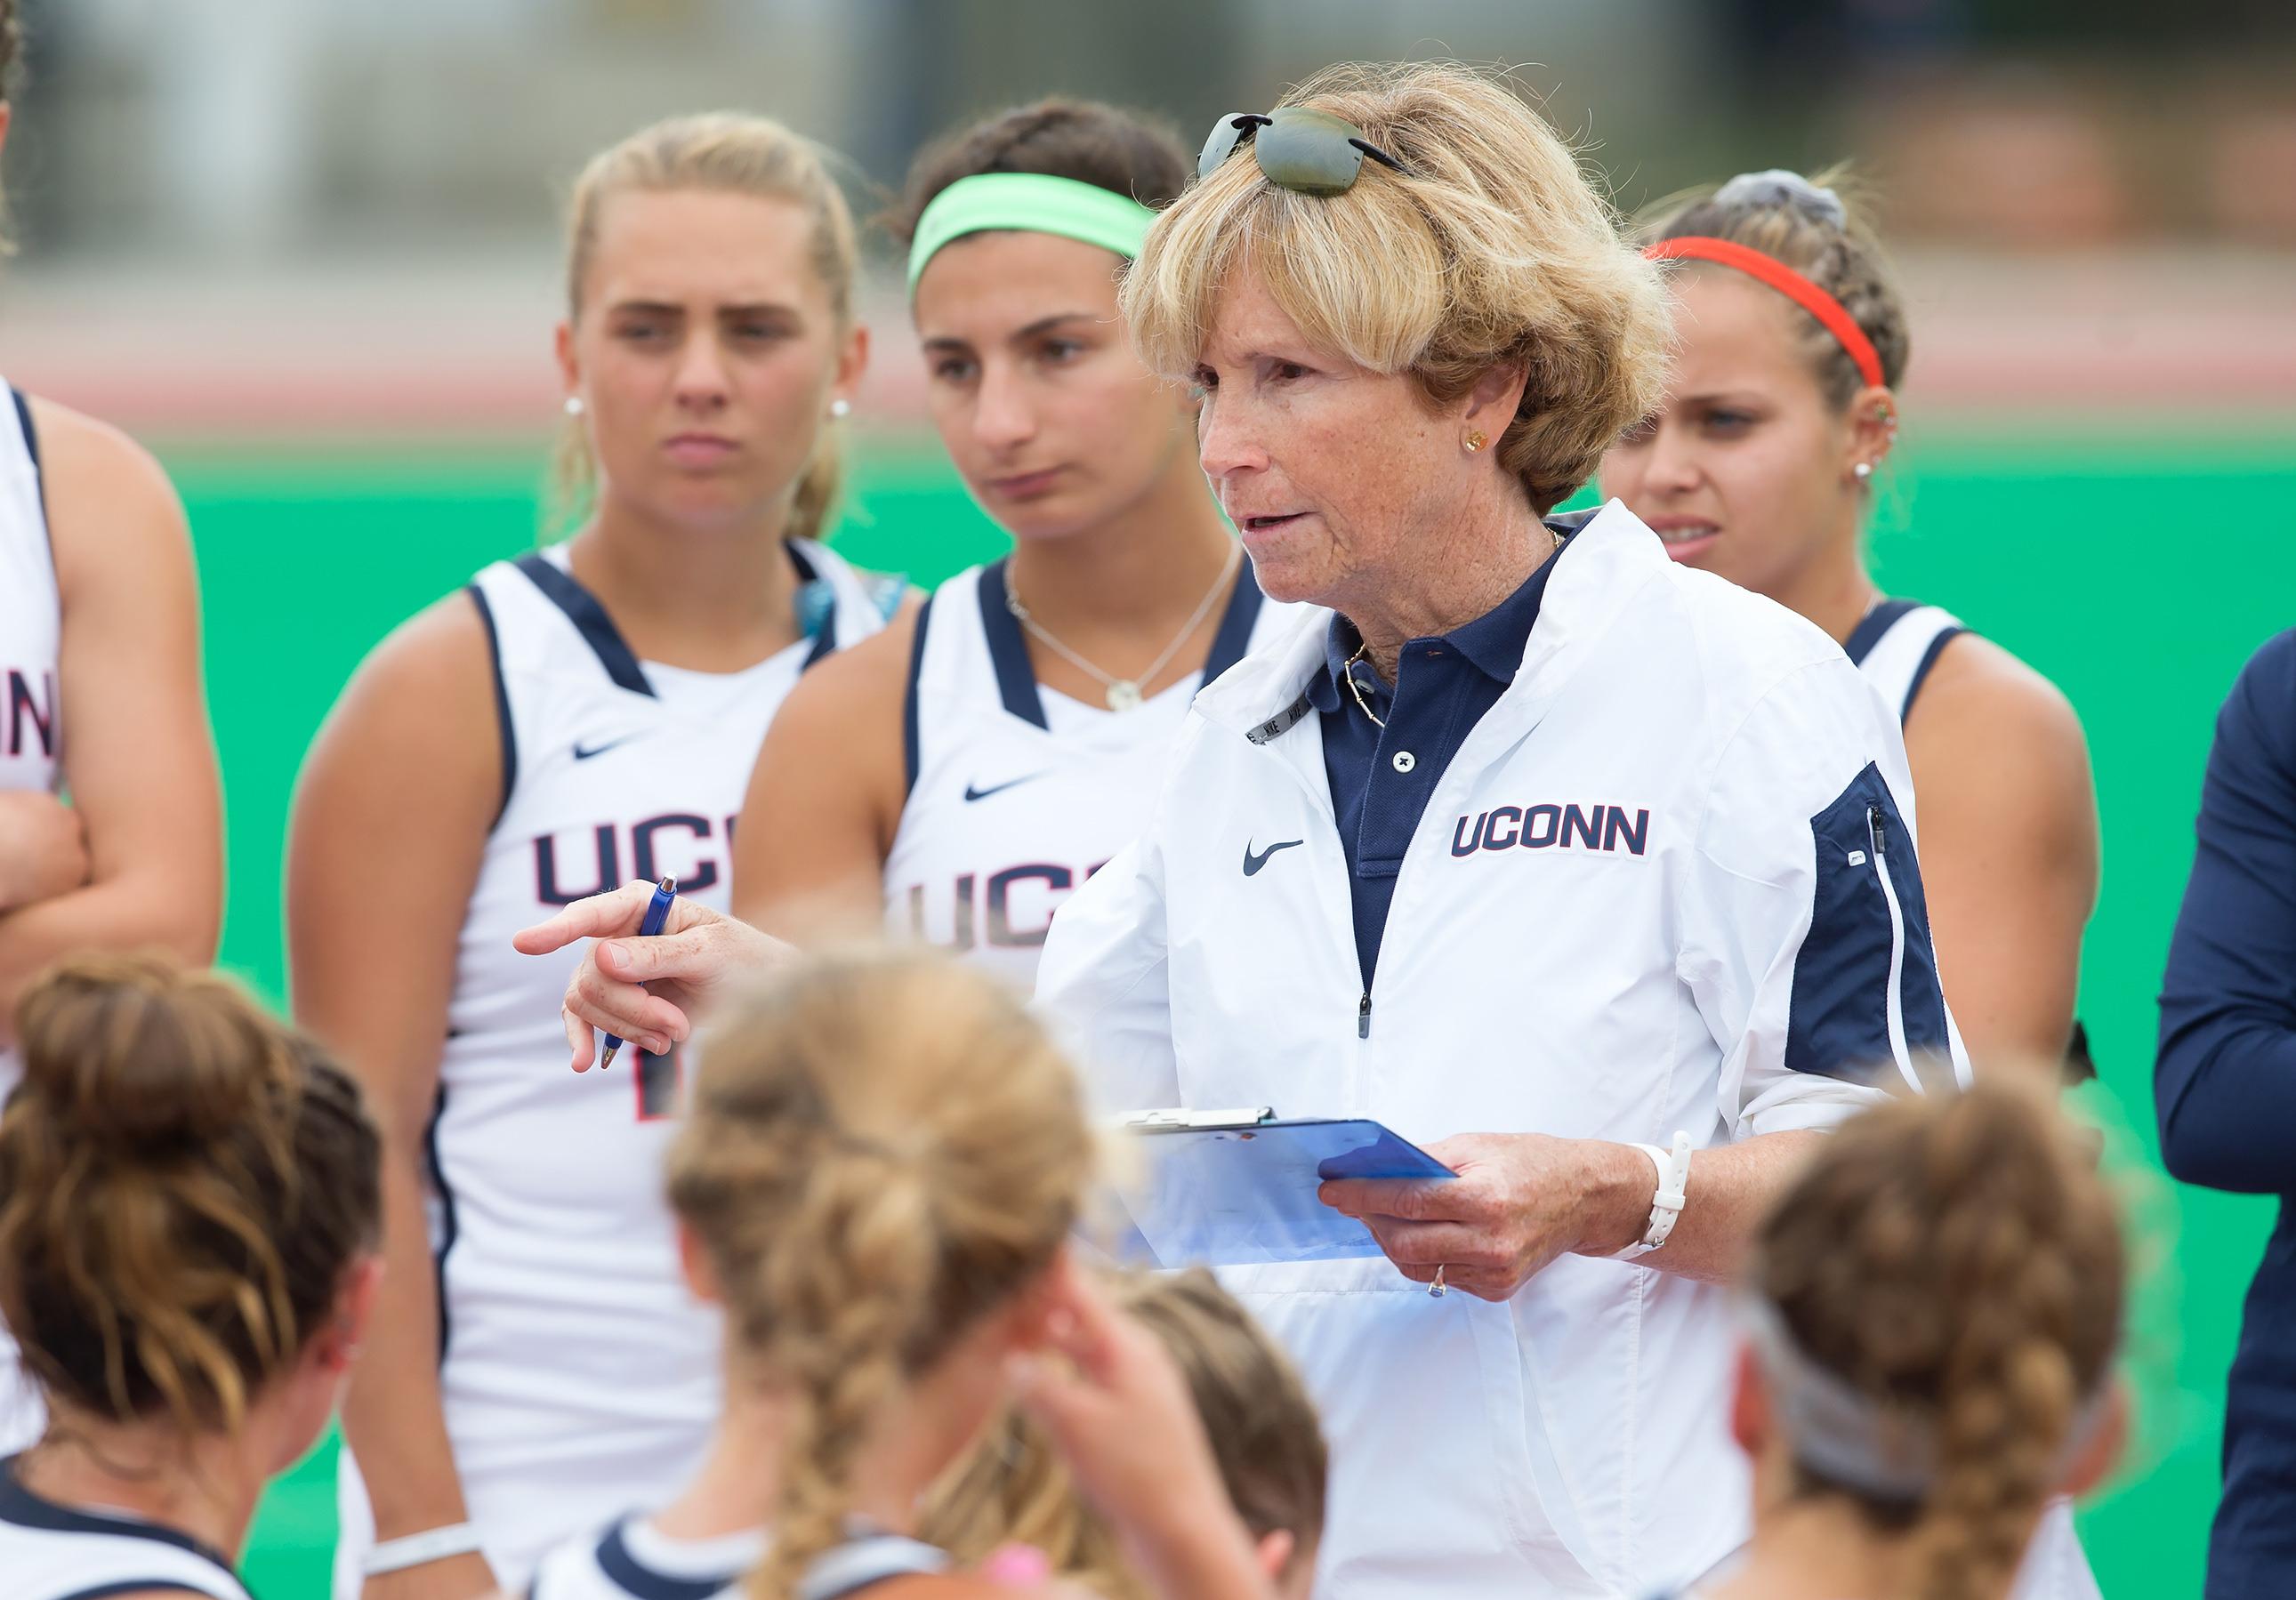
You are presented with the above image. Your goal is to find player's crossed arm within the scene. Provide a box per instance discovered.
[513,880,792,1071]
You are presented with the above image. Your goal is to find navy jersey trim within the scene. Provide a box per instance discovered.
[1842,599,1921,667]
[901,594,935,799]
[513,553,657,699]
[465,585,519,831]
[0,1455,238,1578]
[55,1585,227,1600]
[1784,762,1954,1086]
[593,1520,739,1600]
[797,1532,949,1599]
[1898,626,1967,724]
[423,1084,461,1364]
[786,542,841,672]
[976,558,1050,729]
[1199,554,1265,685]
[9,385,44,524]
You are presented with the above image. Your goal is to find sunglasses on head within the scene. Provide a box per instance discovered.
[1196,109,1414,197]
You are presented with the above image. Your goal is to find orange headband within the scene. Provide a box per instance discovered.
[1644,236,1885,392]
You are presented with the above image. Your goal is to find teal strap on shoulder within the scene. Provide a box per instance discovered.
[907,172,1156,294]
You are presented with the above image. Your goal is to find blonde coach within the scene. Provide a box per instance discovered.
[518,61,1970,1600]
[1035,63,1969,1596]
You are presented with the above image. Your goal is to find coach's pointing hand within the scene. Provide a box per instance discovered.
[513,880,789,1072]
[1319,1133,1656,1302]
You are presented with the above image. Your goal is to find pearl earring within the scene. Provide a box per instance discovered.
[563,396,584,417]
[1464,430,1487,454]
[830,398,851,419]
[1854,462,1873,481]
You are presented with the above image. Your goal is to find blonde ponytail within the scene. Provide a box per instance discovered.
[663,953,1094,1597]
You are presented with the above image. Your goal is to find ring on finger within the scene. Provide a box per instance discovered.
[1430,1263,1447,1298]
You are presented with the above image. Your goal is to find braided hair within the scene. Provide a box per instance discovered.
[1749,1084,2124,1600]
[664,952,1095,1598]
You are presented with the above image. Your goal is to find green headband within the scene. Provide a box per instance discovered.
[906,173,1156,295]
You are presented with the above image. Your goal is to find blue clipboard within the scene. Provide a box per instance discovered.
[1115,1108,1455,1267]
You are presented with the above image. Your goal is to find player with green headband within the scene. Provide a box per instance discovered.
[732,99,1302,999]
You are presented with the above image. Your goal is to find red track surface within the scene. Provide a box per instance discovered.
[4,249,2291,439]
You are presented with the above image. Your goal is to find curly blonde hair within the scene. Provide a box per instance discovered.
[1752,1083,2124,1600]
[665,951,1095,1599]
[1122,60,1672,513]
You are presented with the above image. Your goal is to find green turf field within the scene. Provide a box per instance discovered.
[174,429,2293,1597]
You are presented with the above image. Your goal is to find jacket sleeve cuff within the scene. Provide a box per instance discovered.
[1737,1078,1891,1138]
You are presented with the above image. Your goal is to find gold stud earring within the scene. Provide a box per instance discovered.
[1465,430,1487,454]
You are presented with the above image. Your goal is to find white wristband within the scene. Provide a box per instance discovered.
[362,1523,485,1577]
[1614,1130,1693,1260]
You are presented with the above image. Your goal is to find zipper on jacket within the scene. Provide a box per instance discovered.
[1867,804,1915,1088]
[1357,993,1373,1040]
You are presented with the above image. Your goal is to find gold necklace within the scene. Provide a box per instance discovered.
[1343,642,1387,728]
[1004,543,1242,712]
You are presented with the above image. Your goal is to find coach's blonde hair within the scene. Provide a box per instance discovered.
[665,952,1093,1599]
[1124,61,1672,513]
[554,112,858,538]
[1752,1083,2124,1600]
[920,1267,1328,1596]
[1642,167,1910,409]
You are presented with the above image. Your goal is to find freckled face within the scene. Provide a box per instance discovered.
[1600,269,1858,599]
[1190,269,1464,612]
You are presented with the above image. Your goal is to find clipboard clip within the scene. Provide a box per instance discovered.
[1121,1106,1276,1133]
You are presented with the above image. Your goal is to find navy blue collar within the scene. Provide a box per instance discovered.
[592,1516,741,1600]
[0,1452,239,1577]
[979,551,1265,728]
[1308,520,1575,714]
[514,541,839,697]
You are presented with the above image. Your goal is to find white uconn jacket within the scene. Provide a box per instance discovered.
[1037,503,1964,1597]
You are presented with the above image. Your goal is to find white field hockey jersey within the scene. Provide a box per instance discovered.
[528,1518,947,1600]
[1039,502,1970,1597]
[0,384,60,1456]
[0,1454,250,1600]
[885,556,1300,991]
[333,540,890,1596]
[528,1516,765,1599]
[0,386,59,801]
[1844,599,1966,725]
[1845,598,2101,1600]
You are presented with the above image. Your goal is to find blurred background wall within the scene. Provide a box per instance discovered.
[2,4,2291,1596]
[5,0,2292,435]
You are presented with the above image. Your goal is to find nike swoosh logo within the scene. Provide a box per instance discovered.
[963,773,1046,803]
[1243,839,1303,876]
[573,735,640,761]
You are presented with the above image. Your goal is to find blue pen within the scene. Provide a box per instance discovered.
[600,875,676,1071]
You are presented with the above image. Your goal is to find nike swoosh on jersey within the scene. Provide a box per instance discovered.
[1243,838,1303,875]
[573,734,640,760]
[963,772,1047,802]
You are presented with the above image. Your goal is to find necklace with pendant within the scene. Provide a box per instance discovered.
[1004,542,1242,712]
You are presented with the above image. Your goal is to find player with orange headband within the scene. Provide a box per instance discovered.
[1602,173,2103,1596]
[1603,170,2100,1085]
